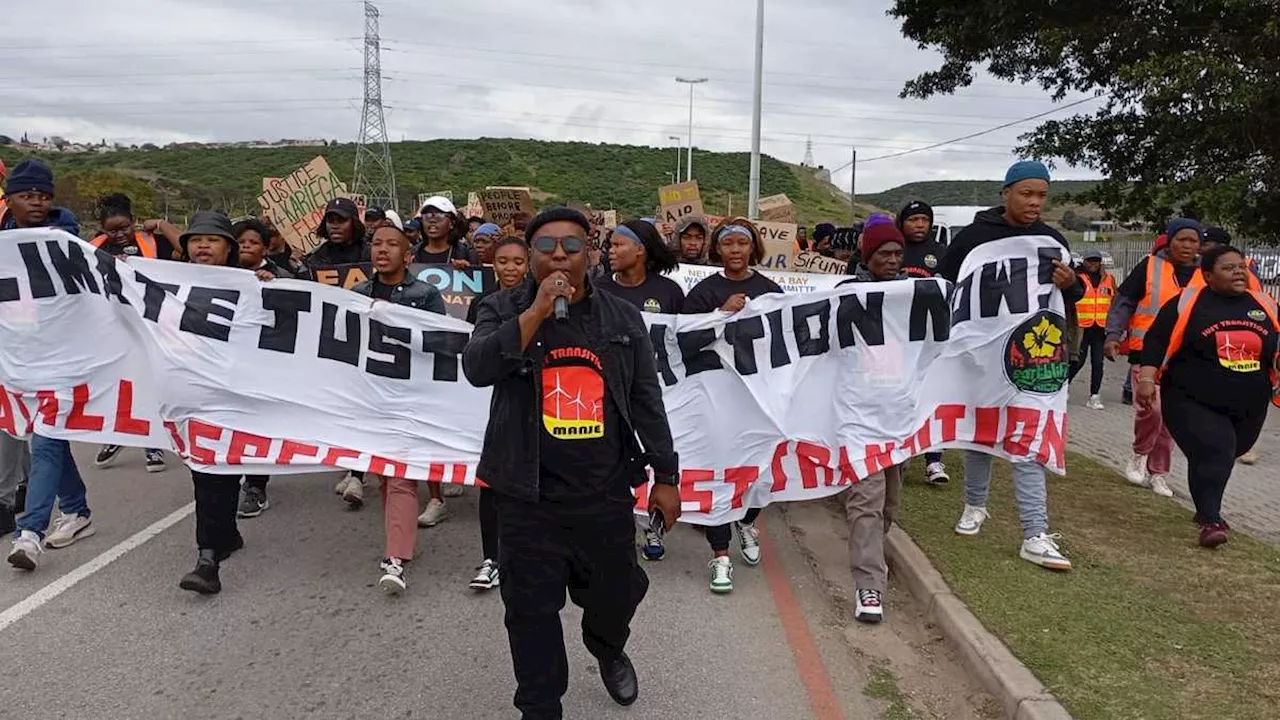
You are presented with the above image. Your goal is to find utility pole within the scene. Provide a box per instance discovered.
[353,1,397,212]
[802,137,815,168]
[676,77,708,181]
[669,135,683,183]
[850,147,858,225]
[746,0,764,219]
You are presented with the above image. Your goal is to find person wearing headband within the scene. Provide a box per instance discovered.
[682,217,783,594]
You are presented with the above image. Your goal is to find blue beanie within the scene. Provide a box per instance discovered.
[5,159,55,196]
[1164,217,1204,243]
[1003,160,1051,188]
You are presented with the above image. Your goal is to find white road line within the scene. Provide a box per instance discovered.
[0,502,195,633]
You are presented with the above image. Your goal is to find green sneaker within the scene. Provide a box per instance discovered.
[708,556,734,594]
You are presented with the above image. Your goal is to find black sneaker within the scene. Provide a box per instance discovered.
[95,445,122,468]
[238,487,269,518]
[179,551,221,594]
[145,449,166,473]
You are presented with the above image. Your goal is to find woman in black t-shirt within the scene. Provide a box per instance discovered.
[414,197,479,268]
[682,218,782,594]
[1137,245,1279,548]
[596,220,685,315]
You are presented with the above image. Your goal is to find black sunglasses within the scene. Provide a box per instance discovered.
[531,235,585,254]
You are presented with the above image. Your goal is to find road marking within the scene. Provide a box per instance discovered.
[758,519,847,720]
[0,502,195,633]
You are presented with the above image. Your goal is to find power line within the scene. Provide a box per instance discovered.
[830,95,1103,171]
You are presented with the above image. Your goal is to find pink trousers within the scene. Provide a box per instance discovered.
[377,474,419,561]
[1130,366,1173,475]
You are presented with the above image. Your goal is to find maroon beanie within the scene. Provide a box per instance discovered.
[860,222,905,263]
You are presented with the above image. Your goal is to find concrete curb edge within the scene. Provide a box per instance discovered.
[884,526,1074,720]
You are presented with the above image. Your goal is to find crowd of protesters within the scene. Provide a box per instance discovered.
[1,155,1276,715]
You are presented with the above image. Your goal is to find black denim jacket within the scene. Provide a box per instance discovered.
[462,278,679,501]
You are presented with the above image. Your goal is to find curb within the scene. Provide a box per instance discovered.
[885,526,1074,720]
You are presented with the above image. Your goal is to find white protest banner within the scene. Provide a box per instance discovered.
[793,250,847,275]
[758,194,796,224]
[666,265,846,295]
[755,220,799,270]
[257,156,349,256]
[0,230,1068,526]
[480,187,535,226]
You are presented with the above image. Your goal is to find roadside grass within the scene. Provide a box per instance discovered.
[863,664,923,720]
[896,451,1280,720]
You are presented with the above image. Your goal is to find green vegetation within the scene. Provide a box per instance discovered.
[897,451,1280,720]
[863,664,922,720]
[860,180,1101,214]
[0,139,859,229]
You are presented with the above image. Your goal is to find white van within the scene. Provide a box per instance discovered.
[930,206,988,246]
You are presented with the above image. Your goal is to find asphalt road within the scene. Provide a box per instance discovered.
[0,444,992,719]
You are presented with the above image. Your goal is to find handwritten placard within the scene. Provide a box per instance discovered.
[257,156,349,255]
[480,187,535,227]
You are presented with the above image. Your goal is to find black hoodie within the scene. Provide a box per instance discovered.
[937,207,1084,304]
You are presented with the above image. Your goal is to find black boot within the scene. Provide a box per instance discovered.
[179,549,221,595]
[599,652,638,707]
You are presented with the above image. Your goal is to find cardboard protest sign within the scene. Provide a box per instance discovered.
[311,263,496,320]
[257,156,349,256]
[480,187,535,227]
[793,250,847,275]
[755,221,799,270]
[586,209,619,251]
[465,192,485,220]
[758,194,796,224]
[658,181,704,227]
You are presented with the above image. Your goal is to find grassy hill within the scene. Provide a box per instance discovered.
[0,139,862,229]
[861,180,1102,217]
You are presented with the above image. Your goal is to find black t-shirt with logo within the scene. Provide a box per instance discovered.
[1142,289,1278,412]
[682,270,783,314]
[595,273,685,314]
[903,237,946,278]
[537,296,627,502]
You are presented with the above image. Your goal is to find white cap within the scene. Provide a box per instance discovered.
[420,196,457,215]
[384,209,404,231]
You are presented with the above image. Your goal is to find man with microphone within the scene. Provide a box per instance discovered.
[463,207,683,720]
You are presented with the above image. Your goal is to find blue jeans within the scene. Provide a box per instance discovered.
[16,436,89,540]
[962,450,1048,539]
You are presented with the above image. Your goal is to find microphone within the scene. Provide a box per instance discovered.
[553,278,568,320]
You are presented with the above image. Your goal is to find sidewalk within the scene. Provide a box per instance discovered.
[1066,368,1280,544]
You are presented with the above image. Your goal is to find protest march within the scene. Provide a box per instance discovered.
[1,146,1276,720]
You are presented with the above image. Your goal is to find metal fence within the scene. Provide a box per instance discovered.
[1079,239,1280,298]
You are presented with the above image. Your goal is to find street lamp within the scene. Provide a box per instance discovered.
[676,76,708,181]
[747,0,764,219]
[668,135,683,183]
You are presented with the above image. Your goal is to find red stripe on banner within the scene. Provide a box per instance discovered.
[188,419,223,465]
[1002,407,1040,458]
[451,464,467,485]
[758,522,846,720]
[1036,410,1067,470]
[227,429,272,465]
[427,463,444,483]
[278,439,319,465]
[973,407,1000,447]
[770,441,790,492]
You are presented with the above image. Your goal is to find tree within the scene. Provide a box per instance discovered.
[1060,209,1082,232]
[889,1,1280,239]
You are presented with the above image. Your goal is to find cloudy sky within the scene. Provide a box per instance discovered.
[3,0,1103,193]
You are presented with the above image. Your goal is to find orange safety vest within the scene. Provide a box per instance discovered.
[90,230,158,258]
[1077,271,1116,328]
[1127,255,1204,353]
[1159,286,1280,408]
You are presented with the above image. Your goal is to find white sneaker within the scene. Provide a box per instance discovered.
[342,476,365,507]
[1148,474,1174,498]
[924,462,950,485]
[417,498,447,528]
[45,514,95,549]
[708,556,733,594]
[379,558,406,595]
[954,505,989,536]
[1239,449,1259,465]
[469,559,500,590]
[334,473,353,494]
[441,483,465,498]
[1087,394,1105,410]
[1020,532,1072,571]
[1124,454,1148,485]
[6,530,42,571]
[855,589,884,624]
[736,521,761,566]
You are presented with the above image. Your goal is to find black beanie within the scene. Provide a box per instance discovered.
[525,206,590,241]
[896,200,934,229]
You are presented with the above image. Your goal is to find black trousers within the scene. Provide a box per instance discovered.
[1161,386,1269,524]
[191,471,243,555]
[1069,326,1107,395]
[479,487,500,560]
[497,493,649,720]
[244,475,270,491]
[705,507,761,552]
